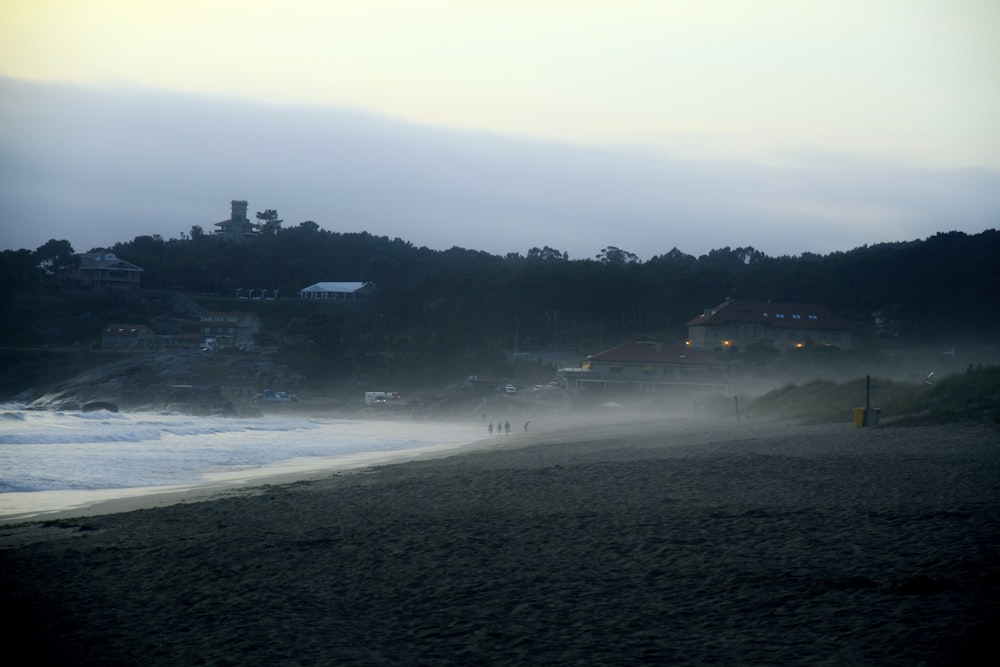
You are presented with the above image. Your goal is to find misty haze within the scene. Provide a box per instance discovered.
[2,3,998,665]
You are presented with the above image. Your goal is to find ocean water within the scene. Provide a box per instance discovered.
[0,405,483,520]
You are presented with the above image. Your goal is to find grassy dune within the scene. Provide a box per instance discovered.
[747,367,1000,425]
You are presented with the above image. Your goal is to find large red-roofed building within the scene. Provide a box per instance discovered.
[685,299,854,351]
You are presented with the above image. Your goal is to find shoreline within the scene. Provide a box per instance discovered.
[0,413,744,525]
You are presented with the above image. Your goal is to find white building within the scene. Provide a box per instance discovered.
[299,282,375,302]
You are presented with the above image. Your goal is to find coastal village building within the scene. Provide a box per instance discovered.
[159,332,204,351]
[560,341,727,393]
[214,200,259,241]
[199,312,262,351]
[75,251,143,290]
[101,323,157,350]
[685,298,854,351]
[299,282,375,302]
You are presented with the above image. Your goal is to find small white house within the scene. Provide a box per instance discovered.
[299,282,375,302]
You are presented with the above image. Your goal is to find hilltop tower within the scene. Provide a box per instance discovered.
[214,200,258,241]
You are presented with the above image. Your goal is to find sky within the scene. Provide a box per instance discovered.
[1,0,998,260]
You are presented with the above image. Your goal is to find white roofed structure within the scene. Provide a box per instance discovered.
[299,282,375,301]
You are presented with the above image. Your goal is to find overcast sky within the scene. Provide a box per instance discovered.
[1,1,998,259]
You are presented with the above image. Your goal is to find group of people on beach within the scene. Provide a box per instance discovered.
[487,421,510,435]
[486,420,530,435]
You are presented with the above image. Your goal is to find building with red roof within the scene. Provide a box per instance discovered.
[685,299,854,351]
[560,341,727,393]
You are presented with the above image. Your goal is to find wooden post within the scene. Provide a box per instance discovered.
[864,375,871,427]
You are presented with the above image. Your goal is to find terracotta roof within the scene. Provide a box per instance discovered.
[685,299,852,330]
[200,312,260,322]
[587,342,723,366]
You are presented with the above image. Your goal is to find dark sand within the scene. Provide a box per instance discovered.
[2,418,998,666]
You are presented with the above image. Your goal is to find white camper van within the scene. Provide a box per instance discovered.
[364,391,387,405]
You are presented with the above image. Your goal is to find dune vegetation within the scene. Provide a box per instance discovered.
[748,367,1000,425]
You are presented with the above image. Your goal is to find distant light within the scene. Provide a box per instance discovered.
[794,342,804,348]
[722,340,731,347]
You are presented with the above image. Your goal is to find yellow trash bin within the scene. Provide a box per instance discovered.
[853,407,866,428]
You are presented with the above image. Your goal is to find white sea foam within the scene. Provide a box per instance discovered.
[0,406,482,504]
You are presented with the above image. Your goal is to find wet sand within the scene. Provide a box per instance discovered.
[2,418,998,665]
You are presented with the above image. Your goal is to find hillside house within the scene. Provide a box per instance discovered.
[299,282,375,302]
[560,341,727,393]
[75,251,143,290]
[159,332,203,351]
[685,299,853,351]
[101,323,157,350]
[200,312,262,351]
[214,200,259,241]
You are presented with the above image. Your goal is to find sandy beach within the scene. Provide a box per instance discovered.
[2,417,998,666]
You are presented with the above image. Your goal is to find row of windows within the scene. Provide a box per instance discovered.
[762,313,819,320]
[713,327,843,342]
[605,366,718,377]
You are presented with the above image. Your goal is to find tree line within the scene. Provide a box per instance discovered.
[2,222,998,376]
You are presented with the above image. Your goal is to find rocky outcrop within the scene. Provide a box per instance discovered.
[21,351,296,414]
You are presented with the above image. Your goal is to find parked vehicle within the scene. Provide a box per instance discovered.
[365,391,402,405]
[255,389,298,402]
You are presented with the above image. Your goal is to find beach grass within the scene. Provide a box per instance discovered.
[747,367,1000,425]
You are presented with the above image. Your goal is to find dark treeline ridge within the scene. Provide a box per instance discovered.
[2,227,998,382]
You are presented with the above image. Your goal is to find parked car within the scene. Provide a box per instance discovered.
[505,385,517,394]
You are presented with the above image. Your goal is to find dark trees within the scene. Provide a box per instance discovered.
[19,223,996,369]
[256,209,283,236]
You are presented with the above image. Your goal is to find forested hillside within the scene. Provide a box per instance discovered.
[2,226,998,385]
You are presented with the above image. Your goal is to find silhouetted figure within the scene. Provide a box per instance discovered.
[488,422,493,435]
[524,421,530,432]
[504,421,510,434]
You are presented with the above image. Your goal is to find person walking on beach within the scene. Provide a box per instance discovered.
[488,422,493,435]
[524,421,530,432]
[504,421,511,434]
